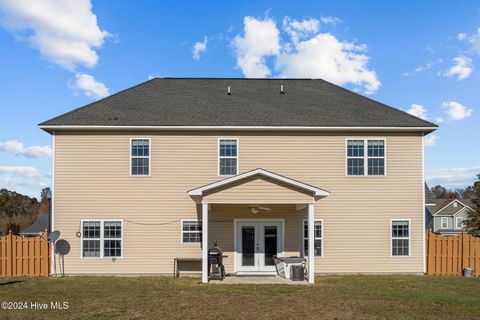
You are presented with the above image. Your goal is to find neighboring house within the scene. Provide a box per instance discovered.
[39,78,438,283]
[20,213,50,236]
[427,198,474,235]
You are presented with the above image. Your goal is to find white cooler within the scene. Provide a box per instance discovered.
[273,256,305,279]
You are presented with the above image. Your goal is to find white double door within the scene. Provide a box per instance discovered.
[236,220,283,272]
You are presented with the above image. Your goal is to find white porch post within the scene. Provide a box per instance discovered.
[202,203,209,284]
[308,203,315,284]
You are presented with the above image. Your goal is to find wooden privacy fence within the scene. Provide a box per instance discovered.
[426,231,480,277]
[0,231,50,277]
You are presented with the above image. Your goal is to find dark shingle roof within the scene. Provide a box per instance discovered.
[20,214,49,235]
[429,199,474,215]
[39,78,438,129]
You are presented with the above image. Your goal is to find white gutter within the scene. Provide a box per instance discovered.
[39,125,438,132]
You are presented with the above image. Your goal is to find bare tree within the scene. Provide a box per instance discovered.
[431,185,447,199]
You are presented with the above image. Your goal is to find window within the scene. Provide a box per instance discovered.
[131,138,150,176]
[441,217,448,229]
[347,139,385,176]
[391,220,409,256]
[219,139,238,176]
[103,221,122,257]
[82,220,122,258]
[455,217,463,229]
[367,140,385,175]
[347,140,364,176]
[303,220,322,257]
[82,221,100,257]
[182,220,202,243]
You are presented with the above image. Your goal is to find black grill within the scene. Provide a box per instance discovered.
[208,242,225,280]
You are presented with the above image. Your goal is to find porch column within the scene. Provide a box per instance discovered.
[202,203,209,284]
[308,203,315,284]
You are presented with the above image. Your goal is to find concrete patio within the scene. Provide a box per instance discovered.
[210,275,308,285]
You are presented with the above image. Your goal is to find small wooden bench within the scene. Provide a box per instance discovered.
[173,258,201,278]
[173,256,229,278]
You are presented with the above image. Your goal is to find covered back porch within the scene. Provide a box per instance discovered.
[188,168,329,284]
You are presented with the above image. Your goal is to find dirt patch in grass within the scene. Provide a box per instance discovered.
[0,275,479,319]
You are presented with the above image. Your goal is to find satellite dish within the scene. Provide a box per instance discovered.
[48,231,60,243]
[55,239,70,255]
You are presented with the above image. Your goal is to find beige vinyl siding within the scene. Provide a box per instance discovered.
[54,130,424,274]
[204,176,313,203]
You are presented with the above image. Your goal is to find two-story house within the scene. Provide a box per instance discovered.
[39,78,437,283]
[426,198,474,235]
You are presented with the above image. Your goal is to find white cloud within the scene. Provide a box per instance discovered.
[424,134,438,147]
[0,0,109,71]
[70,73,109,98]
[426,166,480,188]
[232,16,280,78]
[319,16,342,26]
[458,27,480,55]
[457,32,467,41]
[283,17,320,43]
[435,117,444,123]
[275,33,380,94]
[0,140,51,158]
[0,166,38,177]
[443,56,473,80]
[232,16,380,94]
[406,104,428,120]
[192,36,208,61]
[442,101,473,120]
[414,61,434,73]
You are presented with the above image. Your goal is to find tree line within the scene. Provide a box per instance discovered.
[463,174,480,235]
[0,187,51,235]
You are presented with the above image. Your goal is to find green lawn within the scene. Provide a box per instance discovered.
[0,275,479,319]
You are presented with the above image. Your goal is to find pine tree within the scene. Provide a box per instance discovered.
[464,174,480,235]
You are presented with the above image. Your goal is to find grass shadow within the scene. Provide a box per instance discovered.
[0,280,25,286]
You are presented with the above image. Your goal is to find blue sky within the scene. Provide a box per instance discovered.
[0,0,479,198]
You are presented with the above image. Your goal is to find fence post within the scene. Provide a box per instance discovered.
[427,231,434,275]
[461,231,467,272]
[42,230,49,277]
[7,230,12,277]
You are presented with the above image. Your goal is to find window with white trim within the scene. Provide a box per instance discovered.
[82,220,122,258]
[391,220,409,256]
[303,220,322,257]
[455,217,463,229]
[347,139,385,176]
[219,139,238,176]
[182,220,202,243]
[131,139,150,175]
[441,217,448,229]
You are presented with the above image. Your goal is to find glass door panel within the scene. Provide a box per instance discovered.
[263,226,278,266]
[241,226,256,267]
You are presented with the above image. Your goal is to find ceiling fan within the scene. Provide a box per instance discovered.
[248,205,272,214]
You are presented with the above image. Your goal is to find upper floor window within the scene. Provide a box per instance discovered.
[219,138,238,176]
[131,138,150,176]
[346,139,385,176]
